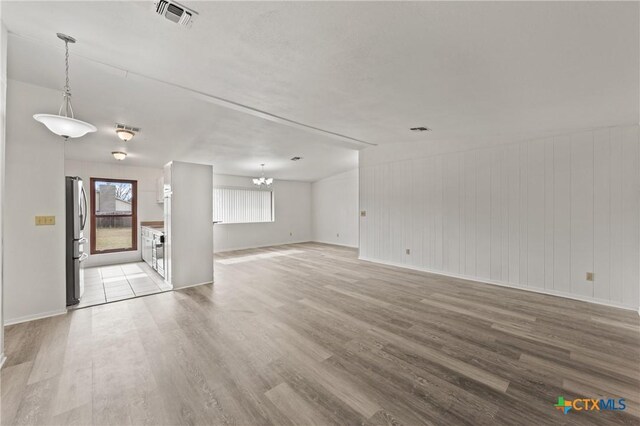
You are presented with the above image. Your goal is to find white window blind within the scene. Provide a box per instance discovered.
[213,187,274,224]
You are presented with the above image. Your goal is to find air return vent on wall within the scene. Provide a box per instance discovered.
[154,0,198,27]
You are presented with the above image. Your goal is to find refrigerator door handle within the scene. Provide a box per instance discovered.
[80,185,88,231]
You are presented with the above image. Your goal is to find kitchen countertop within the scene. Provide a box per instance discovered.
[141,221,164,233]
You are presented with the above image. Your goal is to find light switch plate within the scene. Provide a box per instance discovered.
[35,215,55,226]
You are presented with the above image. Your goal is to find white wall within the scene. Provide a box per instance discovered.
[0,22,8,361]
[213,174,311,252]
[4,80,67,324]
[311,168,359,248]
[166,161,213,288]
[360,125,640,311]
[65,159,164,267]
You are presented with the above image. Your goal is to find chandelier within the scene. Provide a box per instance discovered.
[252,164,273,188]
[33,33,96,140]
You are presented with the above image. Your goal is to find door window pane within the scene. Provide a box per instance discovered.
[95,182,133,215]
[95,216,133,251]
[91,179,137,253]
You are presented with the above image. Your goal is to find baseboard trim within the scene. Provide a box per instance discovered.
[4,308,68,326]
[84,257,143,268]
[312,240,359,249]
[173,281,213,290]
[214,240,311,254]
[359,256,638,312]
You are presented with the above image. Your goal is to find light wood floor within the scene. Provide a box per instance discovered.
[2,243,639,425]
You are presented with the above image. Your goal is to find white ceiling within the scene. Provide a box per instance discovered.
[2,1,638,179]
[7,35,359,181]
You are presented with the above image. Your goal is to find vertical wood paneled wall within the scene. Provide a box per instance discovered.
[359,125,640,310]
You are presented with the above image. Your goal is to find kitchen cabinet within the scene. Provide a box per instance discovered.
[141,225,165,278]
[141,228,153,266]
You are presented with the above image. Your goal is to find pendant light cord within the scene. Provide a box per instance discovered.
[58,39,74,119]
[65,40,70,93]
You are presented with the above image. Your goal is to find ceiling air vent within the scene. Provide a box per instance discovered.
[154,1,198,27]
[290,156,303,161]
[410,126,431,132]
[115,123,141,133]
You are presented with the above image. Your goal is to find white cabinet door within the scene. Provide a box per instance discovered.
[141,232,153,265]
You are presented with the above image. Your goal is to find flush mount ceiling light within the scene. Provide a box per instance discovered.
[112,151,127,161]
[116,129,135,142]
[410,126,431,132]
[252,164,273,188]
[33,33,97,140]
[115,123,140,142]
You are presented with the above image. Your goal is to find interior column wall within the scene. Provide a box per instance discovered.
[0,21,8,364]
[311,168,359,248]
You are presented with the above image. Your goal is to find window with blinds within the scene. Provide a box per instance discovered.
[213,187,274,224]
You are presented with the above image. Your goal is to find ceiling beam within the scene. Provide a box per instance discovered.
[123,71,376,148]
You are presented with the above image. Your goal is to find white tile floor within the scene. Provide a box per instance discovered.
[76,262,172,308]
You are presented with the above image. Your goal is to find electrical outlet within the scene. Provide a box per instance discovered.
[406,249,411,255]
[586,272,594,282]
[360,210,366,217]
[35,216,55,226]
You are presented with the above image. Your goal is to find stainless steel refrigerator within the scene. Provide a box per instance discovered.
[65,176,88,306]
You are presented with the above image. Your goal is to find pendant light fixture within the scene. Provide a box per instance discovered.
[252,164,273,188]
[33,33,96,140]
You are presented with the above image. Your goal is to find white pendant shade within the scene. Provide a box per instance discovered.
[33,34,96,140]
[33,114,97,138]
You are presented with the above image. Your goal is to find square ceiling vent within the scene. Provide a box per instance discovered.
[154,1,198,27]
